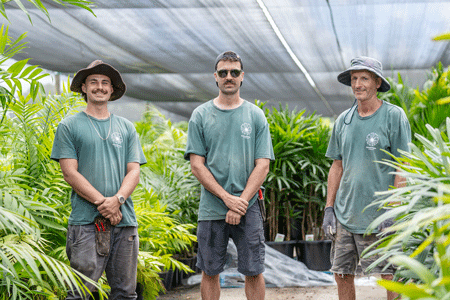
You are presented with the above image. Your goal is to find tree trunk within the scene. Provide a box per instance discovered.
[269,188,276,241]
[285,202,291,240]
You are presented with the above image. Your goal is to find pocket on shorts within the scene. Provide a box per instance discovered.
[95,230,111,256]
[197,221,209,242]
[67,225,96,260]
[121,231,138,257]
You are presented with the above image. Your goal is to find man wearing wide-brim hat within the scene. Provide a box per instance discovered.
[322,56,411,300]
[51,60,147,299]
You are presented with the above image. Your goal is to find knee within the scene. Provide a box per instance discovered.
[334,273,355,282]
[71,258,96,275]
[245,274,262,282]
[202,272,219,282]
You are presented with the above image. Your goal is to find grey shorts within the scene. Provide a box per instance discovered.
[330,221,394,275]
[66,225,139,300]
[196,201,265,276]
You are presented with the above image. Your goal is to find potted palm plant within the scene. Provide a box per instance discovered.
[363,118,450,298]
[261,102,332,261]
[262,103,310,257]
[134,107,200,292]
[289,114,332,271]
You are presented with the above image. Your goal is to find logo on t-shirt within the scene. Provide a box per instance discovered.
[366,132,379,150]
[111,132,123,148]
[241,123,252,139]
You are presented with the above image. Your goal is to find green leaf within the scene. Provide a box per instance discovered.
[433,33,450,41]
[389,256,436,286]
[7,59,29,77]
[437,97,450,105]
[377,279,432,298]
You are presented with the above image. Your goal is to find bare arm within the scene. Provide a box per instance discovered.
[325,160,343,208]
[97,162,141,219]
[225,158,270,225]
[239,158,270,202]
[190,153,248,216]
[59,158,104,205]
[59,159,140,225]
[394,169,406,189]
[387,168,406,206]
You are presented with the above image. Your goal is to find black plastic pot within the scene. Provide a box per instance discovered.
[290,210,303,241]
[136,282,144,300]
[265,240,297,258]
[158,269,174,291]
[296,240,332,271]
[177,256,197,280]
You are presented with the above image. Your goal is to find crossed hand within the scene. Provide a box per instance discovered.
[224,195,248,225]
[95,197,123,225]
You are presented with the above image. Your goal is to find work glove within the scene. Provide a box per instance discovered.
[377,217,394,235]
[322,206,336,241]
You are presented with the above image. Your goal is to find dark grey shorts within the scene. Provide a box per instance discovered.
[66,225,139,300]
[330,221,395,275]
[196,201,265,276]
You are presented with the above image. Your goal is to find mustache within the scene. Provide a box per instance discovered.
[92,88,108,94]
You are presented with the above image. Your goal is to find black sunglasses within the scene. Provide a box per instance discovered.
[216,69,242,78]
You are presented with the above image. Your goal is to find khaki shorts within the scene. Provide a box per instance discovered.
[330,221,394,275]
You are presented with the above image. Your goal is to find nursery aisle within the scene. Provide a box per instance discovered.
[156,284,387,300]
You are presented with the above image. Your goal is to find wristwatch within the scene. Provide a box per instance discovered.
[116,194,126,205]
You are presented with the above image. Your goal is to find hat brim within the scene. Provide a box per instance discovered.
[70,63,126,101]
[337,66,390,92]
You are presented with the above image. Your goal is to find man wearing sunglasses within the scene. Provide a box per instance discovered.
[185,51,274,300]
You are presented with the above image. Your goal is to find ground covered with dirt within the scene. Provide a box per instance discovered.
[156,281,387,300]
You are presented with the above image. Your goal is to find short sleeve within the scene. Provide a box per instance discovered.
[254,111,275,160]
[389,108,411,157]
[127,124,147,165]
[184,111,207,160]
[51,123,77,162]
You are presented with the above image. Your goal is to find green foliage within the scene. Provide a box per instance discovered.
[132,106,198,298]
[259,101,332,240]
[0,0,95,23]
[433,32,450,41]
[0,25,48,123]
[135,106,200,227]
[364,118,450,299]
[380,62,450,148]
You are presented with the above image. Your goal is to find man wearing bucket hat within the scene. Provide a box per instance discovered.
[51,60,146,299]
[184,51,274,300]
[322,56,411,300]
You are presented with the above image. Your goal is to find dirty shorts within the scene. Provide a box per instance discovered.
[196,201,265,276]
[330,221,395,275]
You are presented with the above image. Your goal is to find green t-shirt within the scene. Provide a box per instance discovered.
[326,101,411,233]
[184,100,275,221]
[51,112,147,226]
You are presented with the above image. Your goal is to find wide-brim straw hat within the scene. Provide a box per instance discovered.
[70,60,126,101]
[337,56,390,92]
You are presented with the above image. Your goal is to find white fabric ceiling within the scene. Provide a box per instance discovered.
[4,0,450,120]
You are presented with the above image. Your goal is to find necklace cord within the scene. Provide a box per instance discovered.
[87,113,112,140]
